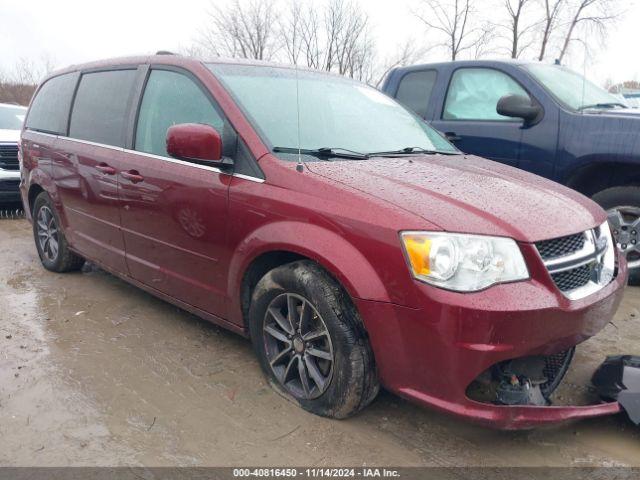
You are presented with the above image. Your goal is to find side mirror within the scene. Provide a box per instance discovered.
[166,123,232,167]
[497,94,542,124]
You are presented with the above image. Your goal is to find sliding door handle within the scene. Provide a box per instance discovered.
[121,170,144,184]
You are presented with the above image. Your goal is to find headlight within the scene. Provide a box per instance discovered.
[598,220,616,285]
[400,231,529,292]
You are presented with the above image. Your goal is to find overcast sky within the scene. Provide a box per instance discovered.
[1,0,639,87]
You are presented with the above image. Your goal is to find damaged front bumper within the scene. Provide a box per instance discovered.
[593,355,640,425]
[356,252,630,430]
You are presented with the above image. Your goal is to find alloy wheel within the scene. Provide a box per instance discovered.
[36,205,59,262]
[607,206,640,270]
[262,293,334,400]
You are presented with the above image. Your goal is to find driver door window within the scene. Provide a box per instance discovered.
[443,68,530,121]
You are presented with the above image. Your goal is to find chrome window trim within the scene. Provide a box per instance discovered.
[122,148,220,171]
[59,135,124,152]
[122,148,265,183]
[25,129,265,183]
[22,130,59,140]
[233,172,265,183]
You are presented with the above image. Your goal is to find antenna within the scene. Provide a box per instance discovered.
[579,38,588,114]
[294,61,304,173]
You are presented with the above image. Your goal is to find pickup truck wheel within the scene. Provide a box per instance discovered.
[32,192,85,273]
[592,186,640,285]
[249,260,379,419]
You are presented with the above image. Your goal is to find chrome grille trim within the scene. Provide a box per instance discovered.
[536,227,615,300]
[0,142,20,171]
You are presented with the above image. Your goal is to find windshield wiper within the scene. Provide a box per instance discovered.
[273,146,369,160]
[368,146,458,156]
[578,102,628,111]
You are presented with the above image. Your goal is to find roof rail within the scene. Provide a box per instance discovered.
[155,50,176,55]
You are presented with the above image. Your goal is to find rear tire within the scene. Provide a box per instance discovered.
[249,260,379,419]
[32,192,85,273]
[592,186,640,285]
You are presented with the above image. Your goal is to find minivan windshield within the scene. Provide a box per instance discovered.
[524,64,626,111]
[0,104,27,130]
[208,64,457,159]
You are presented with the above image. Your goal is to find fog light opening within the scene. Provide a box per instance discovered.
[466,348,575,406]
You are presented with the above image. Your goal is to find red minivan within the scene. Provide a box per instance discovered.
[20,55,627,429]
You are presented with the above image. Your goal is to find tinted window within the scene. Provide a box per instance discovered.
[443,68,529,121]
[395,70,437,118]
[25,73,77,134]
[135,70,225,157]
[69,70,137,147]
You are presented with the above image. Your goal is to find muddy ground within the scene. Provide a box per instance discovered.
[1,218,639,467]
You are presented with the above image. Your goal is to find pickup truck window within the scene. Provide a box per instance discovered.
[443,68,529,121]
[524,64,625,111]
[395,70,437,118]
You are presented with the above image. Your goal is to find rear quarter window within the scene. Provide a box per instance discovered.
[395,70,437,118]
[25,73,78,135]
[69,69,138,147]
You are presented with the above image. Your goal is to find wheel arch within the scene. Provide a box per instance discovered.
[227,221,392,328]
[27,183,45,215]
[565,160,640,197]
[24,167,59,221]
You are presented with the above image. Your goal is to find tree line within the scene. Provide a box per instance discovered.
[187,0,622,85]
[0,0,622,105]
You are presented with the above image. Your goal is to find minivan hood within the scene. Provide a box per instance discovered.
[307,154,604,243]
[0,129,20,142]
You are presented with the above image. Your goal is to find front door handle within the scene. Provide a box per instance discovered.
[95,163,116,175]
[445,132,462,142]
[121,170,144,184]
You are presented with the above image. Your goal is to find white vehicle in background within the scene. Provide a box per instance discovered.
[622,93,640,108]
[0,103,26,204]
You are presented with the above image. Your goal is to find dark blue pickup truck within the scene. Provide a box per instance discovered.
[382,60,640,281]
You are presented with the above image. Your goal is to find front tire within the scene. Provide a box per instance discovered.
[249,260,379,419]
[592,187,640,285]
[32,192,85,273]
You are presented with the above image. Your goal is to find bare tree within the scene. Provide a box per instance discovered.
[279,0,305,66]
[279,0,375,81]
[375,39,432,87]
[326,0,372,77]
[178,44,207,59]
[472,22,499,58]
[538,0,566,60]
[0,56,55,105]
[413,0,489,61]
[11,55,55,85]
[503,0,539,58]
[558,0,619,62]
[299,6,323,69]
[199,0,279,60]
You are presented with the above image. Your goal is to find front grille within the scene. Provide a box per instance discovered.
[541,348,575,395]
[0,144,19,171]
[536,232,585,260]
[550,264,593,291]
[536,228,614,299]
[0,180,20,192]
